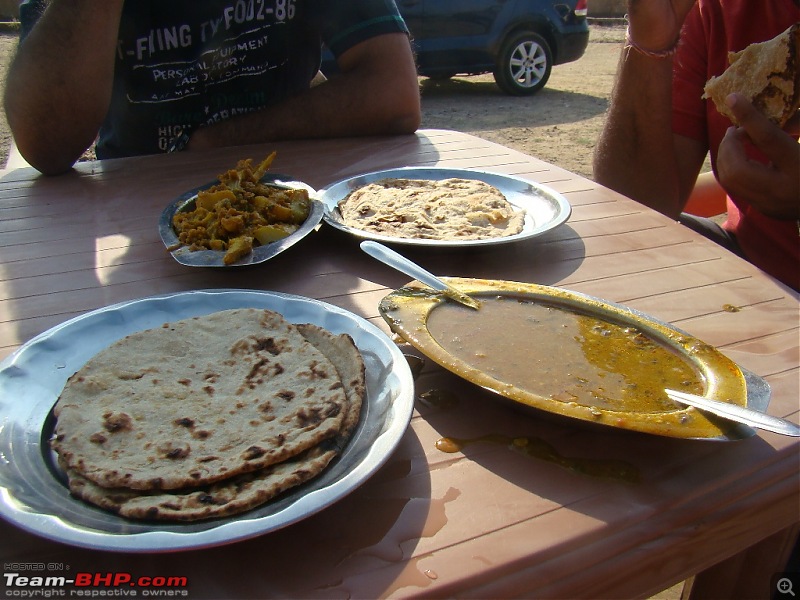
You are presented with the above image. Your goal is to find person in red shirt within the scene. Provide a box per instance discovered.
[593,0,799,291]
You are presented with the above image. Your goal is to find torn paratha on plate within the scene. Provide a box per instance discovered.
[337,177,525,241]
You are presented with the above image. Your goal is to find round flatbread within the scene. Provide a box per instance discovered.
[63,445,338,522]
[296,324,365,445]
[58,318,366,522]
[337,178,525,241]
[51,308,349,491]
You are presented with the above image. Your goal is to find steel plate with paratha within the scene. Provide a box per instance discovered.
[0,290,414,551]
[318,167,571,247]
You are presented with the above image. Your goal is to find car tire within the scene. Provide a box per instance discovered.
[493,31,552,96]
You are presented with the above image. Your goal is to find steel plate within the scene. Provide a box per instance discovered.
[159,175,323,267]
[0,290,414,551]
[319,167,571,247]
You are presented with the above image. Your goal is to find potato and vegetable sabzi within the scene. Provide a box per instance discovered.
[172,152,311,265]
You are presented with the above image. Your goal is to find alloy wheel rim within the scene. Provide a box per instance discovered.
[509,41,546,88]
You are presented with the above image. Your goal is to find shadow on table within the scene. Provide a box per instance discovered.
[373,223,587,287]
[414,365,779,530]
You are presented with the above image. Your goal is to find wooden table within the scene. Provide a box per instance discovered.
[1,130,798,599]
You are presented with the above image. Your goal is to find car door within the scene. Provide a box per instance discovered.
[407,0,508,74]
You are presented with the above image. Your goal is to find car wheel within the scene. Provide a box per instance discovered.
[494,31,552,96]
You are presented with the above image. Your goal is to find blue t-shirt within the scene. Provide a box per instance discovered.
[19,0,408,158]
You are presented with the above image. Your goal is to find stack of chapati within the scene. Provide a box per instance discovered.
[50,308,365,522]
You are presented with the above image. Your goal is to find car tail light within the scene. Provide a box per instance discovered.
[574,0,588,17]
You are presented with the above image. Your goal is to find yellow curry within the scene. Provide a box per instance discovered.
[426,296,704,413]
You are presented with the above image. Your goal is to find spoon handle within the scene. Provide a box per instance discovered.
[360,241,480,309]
[666,389,800,437]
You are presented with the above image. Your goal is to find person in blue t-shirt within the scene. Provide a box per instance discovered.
[5,0,421,175]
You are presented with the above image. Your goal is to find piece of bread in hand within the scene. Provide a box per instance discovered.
[703,22,800,127]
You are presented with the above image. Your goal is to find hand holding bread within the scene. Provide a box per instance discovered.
[704,23,800,127]
[715,93,800,221]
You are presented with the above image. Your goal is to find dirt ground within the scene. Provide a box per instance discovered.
[419,24,627,178]
[0,27,16,165]
[0,24,626,177]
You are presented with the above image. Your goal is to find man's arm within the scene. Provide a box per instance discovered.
[593,0,705,218]
[187,32,421,151]
[4,1,124,175]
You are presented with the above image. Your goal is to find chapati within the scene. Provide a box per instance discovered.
[55,317,366,522]
[63,443,338,521]
[51,308,349,491]
[296,324,365,445]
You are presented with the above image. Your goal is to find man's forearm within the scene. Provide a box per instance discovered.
[187,34,421,151]
[191,74,419,149]
[5,1,124,174]
[593,47,685,217]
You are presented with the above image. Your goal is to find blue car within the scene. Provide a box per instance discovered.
[321,0,589,96]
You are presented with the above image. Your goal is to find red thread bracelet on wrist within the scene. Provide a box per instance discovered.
[625,25,679,58]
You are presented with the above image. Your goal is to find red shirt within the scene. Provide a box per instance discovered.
[672,0,800,290]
